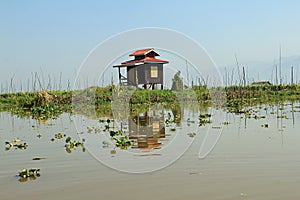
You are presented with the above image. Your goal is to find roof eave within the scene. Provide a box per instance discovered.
[144,61,169,64]
[113,63,144,67]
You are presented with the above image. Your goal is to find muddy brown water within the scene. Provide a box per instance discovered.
[0,103,300,200]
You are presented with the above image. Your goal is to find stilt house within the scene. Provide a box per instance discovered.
[113,48,169,89]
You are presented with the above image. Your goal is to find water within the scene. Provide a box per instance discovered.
[0,103,300,200]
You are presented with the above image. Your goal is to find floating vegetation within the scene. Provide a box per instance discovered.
[164,111,178,125]
[223,121,230,125]
[14,143,28,149]
[199,113,212,126]
[11,138,22,143]
[277,115,288,119]
[18,168,40,178]
[64,137,85,153]
[167,112,172,120]
[199,117,212,126]
[98,118,114,132]
[102,141,109,148]
[110,149,117,154]
[199,113,212,118]
[1,84,300,120]
[109,130,122,137]
[103,124,110,131]
[5,141,28,151]
[199,119,212,126]
[113,136,134,150]
[87,126,101,133]
[174,114,181,121]
[290,109,299,112]
[238,109,250,114]
[253,115,266,120]
[54,133,66,139]
[98,119,106,123]
[98,118,114,123]
[50,133,66,141]
[104,128,134,150]
[187,132,196,137]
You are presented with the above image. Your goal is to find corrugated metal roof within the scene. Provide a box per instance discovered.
[113,48,168,67]
[120,57,169,66]
[129,48,159,56]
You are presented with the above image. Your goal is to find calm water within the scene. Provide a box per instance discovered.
[0,103,300,200]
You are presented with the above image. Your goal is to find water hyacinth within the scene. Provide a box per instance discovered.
[18,168,40,178]
[113,136,134,150]
[64,137,85,153]
[5,141,28,151]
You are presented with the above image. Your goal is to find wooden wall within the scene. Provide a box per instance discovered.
[127,63,163,86]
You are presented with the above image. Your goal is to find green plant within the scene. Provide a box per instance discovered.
[18,168,40,178]
[64,137,85,153]
[113,136,134,150]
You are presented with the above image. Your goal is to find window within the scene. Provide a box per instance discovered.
[151,66,158,78]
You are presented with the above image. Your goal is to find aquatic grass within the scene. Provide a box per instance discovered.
[1,84,300,120]
[0,90,72,120]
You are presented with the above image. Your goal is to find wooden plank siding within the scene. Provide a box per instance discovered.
[127,64,163,85]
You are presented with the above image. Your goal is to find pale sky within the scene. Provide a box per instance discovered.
[1,0,300,91]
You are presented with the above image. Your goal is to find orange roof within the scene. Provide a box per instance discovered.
[129,48,159,56]
[120,57,168,66]
[113,48,168,67]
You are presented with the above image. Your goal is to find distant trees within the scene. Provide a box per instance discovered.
[171,71,183,91]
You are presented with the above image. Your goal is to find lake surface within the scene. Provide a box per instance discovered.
[1,103,300,200]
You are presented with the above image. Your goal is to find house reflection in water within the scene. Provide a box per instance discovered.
[129,109,166,150]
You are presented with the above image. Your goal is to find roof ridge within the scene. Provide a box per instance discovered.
[129,48,160,56]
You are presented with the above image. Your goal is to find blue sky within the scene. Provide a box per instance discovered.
[1,0,300,90]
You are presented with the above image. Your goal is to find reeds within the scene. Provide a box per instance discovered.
[0,72,72,94]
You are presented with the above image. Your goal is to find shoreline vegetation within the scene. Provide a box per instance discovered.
[1,84,300,120]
